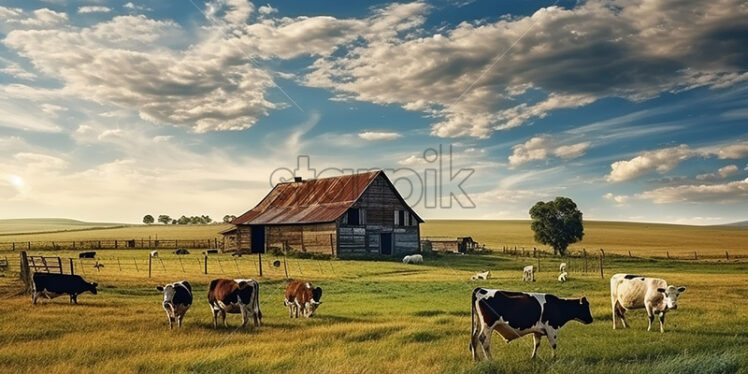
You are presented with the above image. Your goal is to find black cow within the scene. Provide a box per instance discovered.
[32,273,98,304]
[174,249,190,255]
[156,281,193,329]
[470,288,593,361]
[79,251,96,258]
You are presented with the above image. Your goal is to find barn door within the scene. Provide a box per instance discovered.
[380,233,392,255]
[250,225,265,254]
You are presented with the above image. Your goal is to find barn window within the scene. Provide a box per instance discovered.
[395,210,407,226]
[347,208,360,225]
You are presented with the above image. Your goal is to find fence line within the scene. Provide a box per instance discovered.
[0,238,222,251]
[494,245,744,261]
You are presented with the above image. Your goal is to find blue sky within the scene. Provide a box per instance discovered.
[0,0,746,224]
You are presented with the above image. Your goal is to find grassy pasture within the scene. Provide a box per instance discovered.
[0,218,123,235]
[0,249,746,374]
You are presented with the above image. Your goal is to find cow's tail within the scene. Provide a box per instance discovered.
[470,288,479,355]
[207,279,219,304]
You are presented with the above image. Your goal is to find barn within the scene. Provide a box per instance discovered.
[221,170,423,257]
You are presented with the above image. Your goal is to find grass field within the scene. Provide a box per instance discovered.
[0,218,123,235]
[0,248,746,374]
[2,219,747,258]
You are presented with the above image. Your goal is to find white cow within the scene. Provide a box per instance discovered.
[150,250,158,257]
[610,273,686,333]
[402,254,423,264]
[559,263,567,273]
[558,272,568,282]
[471,271,491,280]
[522,265,535,282]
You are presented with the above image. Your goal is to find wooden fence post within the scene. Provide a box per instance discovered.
[583,249,588,273]
[599,249,605,279]
[19,251,31,293]
[330,234,334,256]
[115,240,118,249]
[69,258,74,275]
[28,242,31,251]
[726,251,729,260]
[258,253,263,277]
[11,242,15,251]
[204,255,208,275]
[628,250,632,258]
[148,255,152,278]
[667,251,670,259]
[694,251,697,260]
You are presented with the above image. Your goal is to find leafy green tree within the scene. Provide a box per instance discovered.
[143,215,154,224]
[222,215,237,223]
[529,197,584,256]
[157,215,171,225]
[202,215,212,224]
[177,215,190,225]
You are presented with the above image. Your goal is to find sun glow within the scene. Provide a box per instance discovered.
[10,175,24,188]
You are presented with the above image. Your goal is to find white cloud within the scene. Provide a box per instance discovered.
[638,178,748,204]
[607,141,748,182]
[257,5,278,16]
[508,136,590,167]
[305,0,748,138]
[78,6,111,14]
[0,101,63,132]
[603,192,629,205]
[696,164,739,181]
[358,131,402,141]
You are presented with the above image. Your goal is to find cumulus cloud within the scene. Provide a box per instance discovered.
[696,164,739,181]
[603,192,629,205]
[358,131,402,141]
[508,135,589,167]
[78,6,111,14]
[305,0,748,138]
[638,178,748,204]
[607,141,748,182]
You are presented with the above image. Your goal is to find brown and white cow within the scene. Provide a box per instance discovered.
[284,280,322,318]
[156,281,192,329]
[207,278,262,328]
[610,273,686,333]
[470,288,593,361]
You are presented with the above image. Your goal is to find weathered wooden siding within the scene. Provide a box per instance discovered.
[337,174,420,256]
[266,223,337,255]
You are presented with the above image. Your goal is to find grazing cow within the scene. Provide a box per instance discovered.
[32,273,98,304]
[207,278,262,328]
[471,271,491,280]
[284,280,323,318]
[402,254,423,264]
[558,272,568,283]
[522,265,535,282]
[150,250,158,257]
[610,273,686,333]
[559,263,567,273]
[79,251,96,259]
[470,288,593,361]
[174,248,190,255]
[203,249,218,255]
[156,281,193,329]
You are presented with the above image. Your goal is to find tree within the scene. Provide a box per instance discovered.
[223,215,237,223]
[143,215,154,224]
[157,215,172,225]
[202,215,212,224]
[177,215,190,225]
[529,197,584,256]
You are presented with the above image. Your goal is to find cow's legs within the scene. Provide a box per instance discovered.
[240,305,249,328]
[616,303,629,328]
[611,297,617,329]
[480,329,493,360]
[660,312,666,333]
[165,309,174,329]
[288,304,294,318]
[221,310,227,328]
[531,333,542,358]
[32,291,38,305]
[645,305,655,331]
[177,314,184,328]
[545,330,558,358]
[211,307,219,328]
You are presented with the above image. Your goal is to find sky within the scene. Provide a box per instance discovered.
[0,0,746,225]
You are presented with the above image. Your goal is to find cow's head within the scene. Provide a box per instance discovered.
[657,285,686,310]
[575,297,594,324]
[304,287,323,317]
[156,284,176,309]
[89,282,98,295]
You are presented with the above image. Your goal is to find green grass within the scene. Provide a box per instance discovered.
[0,249,746,374]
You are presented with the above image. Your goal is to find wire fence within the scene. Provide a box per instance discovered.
[0,238,223,251]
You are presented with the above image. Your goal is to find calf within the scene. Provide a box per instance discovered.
[150,250,158,257]
[558,272,568,283]
[559,263,567,273]
[470,288,593,361]
[402,254,423,264]
[522,265,535,282]
[156,281,193,329]
[471,271,491,280]
[610,273,686,333]
[284,280,323,318]
[207,278,262,328]
[32,273,98,304]
[79,251,96,259]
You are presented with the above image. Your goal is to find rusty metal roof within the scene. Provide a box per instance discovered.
[234,171,381,225]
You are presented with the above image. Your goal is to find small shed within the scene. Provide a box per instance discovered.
[222,170,423,257]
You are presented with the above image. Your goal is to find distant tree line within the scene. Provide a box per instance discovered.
[142,214,239,225]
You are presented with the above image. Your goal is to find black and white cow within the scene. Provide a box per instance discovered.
[470,288,593,361]
[156,281,193,329]
[207,278,262,328]
[32,273,98,304]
